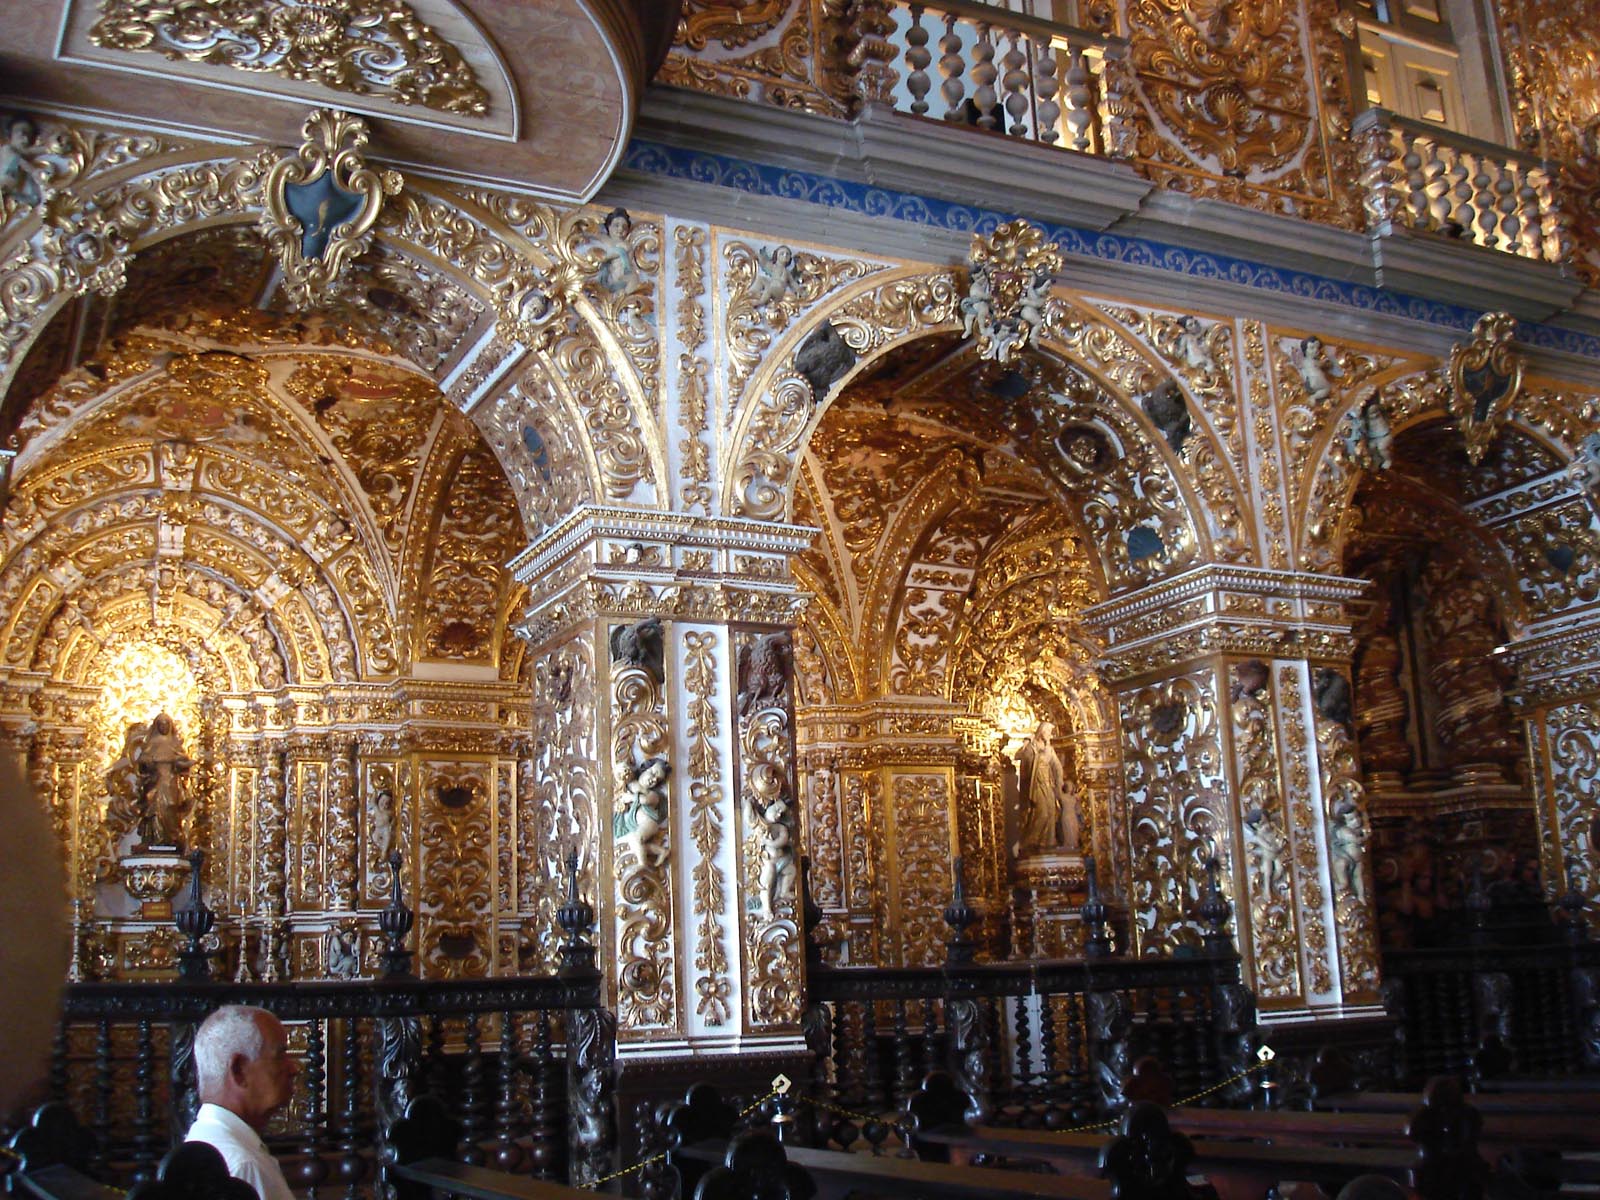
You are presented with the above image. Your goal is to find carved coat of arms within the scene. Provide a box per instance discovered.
[1447,312,1522,465]
[959,221,1062,364]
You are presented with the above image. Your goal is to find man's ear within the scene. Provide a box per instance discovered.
[229,1051,251,1085]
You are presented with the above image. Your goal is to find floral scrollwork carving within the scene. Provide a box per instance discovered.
[260,109,403,309]
[1316,707,1380,999]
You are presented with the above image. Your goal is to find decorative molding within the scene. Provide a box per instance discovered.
[87,0,490,117]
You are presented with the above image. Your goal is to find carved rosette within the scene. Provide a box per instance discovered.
[1447,313,1524,466]
[260,109,403,309]
[1227,662,1301,1005]
[609,619,677,1033]
[734,629,803,1028]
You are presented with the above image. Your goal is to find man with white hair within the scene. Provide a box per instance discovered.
[185,1005,297,1200]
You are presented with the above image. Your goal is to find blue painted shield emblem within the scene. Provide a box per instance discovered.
[285,170,364,261]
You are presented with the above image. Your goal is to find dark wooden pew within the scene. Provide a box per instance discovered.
[658,1082,1191,1200]
[383,1093,594,1200]
[905,1072,1419,1200]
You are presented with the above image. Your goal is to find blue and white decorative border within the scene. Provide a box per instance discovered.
[623,140,1600,363]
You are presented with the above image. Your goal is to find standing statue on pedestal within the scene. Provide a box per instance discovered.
[1015,721,1081,855]
[136,712,194,849]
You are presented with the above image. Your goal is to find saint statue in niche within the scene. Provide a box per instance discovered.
[135,712,194,849]
[1015,721,1081,855]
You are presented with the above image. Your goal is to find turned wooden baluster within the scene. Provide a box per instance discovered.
[525,1010,560,1180]
[1038,992,1062,1125]
[298,1017,330,1191]
[1001,28,1031,136]
[891,999,916,1107]
[459,1010,486,1164]
[1036,40,1062,146]
[334,1017,363,1199]
[131,1018,159,1184]
[920,998,939,1079]
[91,1019,112,1175]
[1014,992,1035,1118]
[971,21,999,129]
[938,14,966,122]
[491,1011,521,1171]
[48,1019,68,1104]
[904,5,932,116]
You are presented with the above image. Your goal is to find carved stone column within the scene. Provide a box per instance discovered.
[512,507,813,1160]
[1085,565,1381,1016]
[254,738,289,981]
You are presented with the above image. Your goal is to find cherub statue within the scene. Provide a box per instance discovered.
[959,262,993,340]
[756,800,795,921]
[1290,335,1342,403]
[1243,806,1287,892]
[1016,265,1052,344]
[0,115,43,210]
[1175,315,1214,372]
[1342,395,1393,471]
[135,712,193,849]
[1329,802,1368,905]
[750,244,802,308]
[613,757,670,869]
[370,787,395,865]
[327,925,360,980]
[590,206,639,295]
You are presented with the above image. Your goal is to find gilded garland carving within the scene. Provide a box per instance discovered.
[1229,662,1300,1004]
[1314,710,1379,999]
[1275,666,1332,996]
[660,0,846,117]
[609,618,676,1032]
[1119,670,1230,952]
[675,224,714,514]
[683,631,731,1025]
[261,110,402,309]
[88,0,490,116]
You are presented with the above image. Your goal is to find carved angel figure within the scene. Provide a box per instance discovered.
[590,207,639,295]
[959,262,993,340]
[1342,395,1393,471]
[1329,803,1368,905]
[370,787,395,865]
[756,799,795,921]
[1175,315,1214,373]
[136,712,193,848]
[1291,335,1342,403]
[750,244,802,308]
[613,757,670,869]
[1016,266,1051,344]
[0,115,43,210]
[327,926,360,980]
[1243,806,1287,892]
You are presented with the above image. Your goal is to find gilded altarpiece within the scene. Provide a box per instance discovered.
[1528,701,1600,911]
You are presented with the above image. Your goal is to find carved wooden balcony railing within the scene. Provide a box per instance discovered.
[1354,107,1571,265]
[801,859,1256,1146]
[22,854,612,1194]
[844,0,1133,157]
[1379,897,1600,1086]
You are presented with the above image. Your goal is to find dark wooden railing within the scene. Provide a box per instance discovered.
[1380,885,1600,1085]
[802,857,1257,1147]
[24,852,614,1194]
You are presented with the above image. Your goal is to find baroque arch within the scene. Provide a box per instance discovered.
[0,115,672,533]
[721,265,1254,581]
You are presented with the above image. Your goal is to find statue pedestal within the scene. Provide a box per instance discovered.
[120,851,189,921]
[1012,851,1086,959]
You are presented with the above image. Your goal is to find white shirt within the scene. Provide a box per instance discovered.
[186,1102,296,1200]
